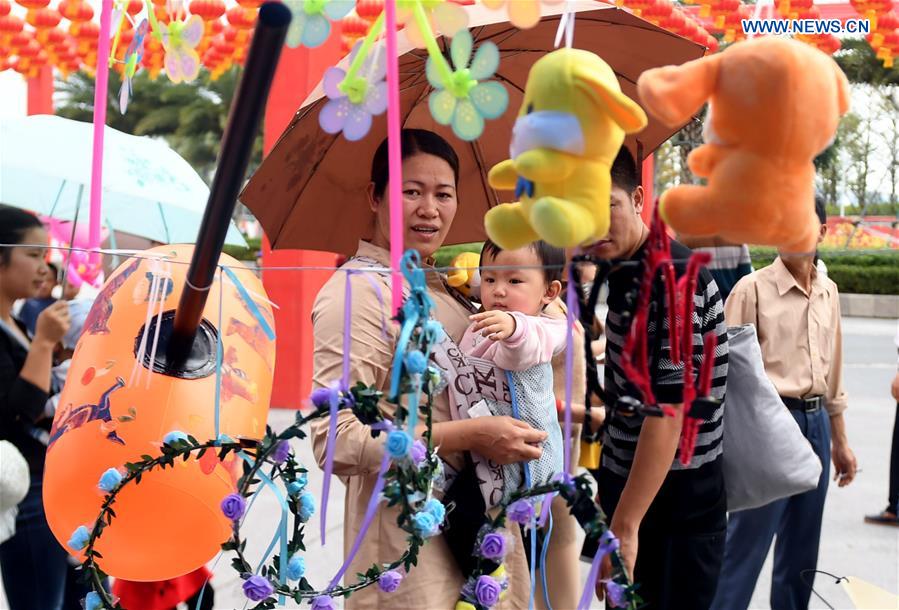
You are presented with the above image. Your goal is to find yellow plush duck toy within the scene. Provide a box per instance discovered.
[445,251,481,300]
[485,48,648,250]
[637,37,849,253]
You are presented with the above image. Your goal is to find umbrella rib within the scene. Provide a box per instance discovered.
[469,137,499,211]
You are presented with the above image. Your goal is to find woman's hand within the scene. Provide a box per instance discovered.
[469,311,516,342]
[469,415,546,464]
[34,301,70,346]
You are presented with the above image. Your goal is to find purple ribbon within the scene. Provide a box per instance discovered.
[327,450,391,590]
[359,271,389,339]
[538,492,554,528]
[577,538,605,610]
[563,280,580,474]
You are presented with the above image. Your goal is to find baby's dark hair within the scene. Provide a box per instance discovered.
[480,239,565,284]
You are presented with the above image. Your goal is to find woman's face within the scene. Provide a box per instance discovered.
[0,227,50,301]
[369,152,458,260]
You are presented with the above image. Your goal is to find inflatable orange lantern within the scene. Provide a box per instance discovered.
[43,245,275,582]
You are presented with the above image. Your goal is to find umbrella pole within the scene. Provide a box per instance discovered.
[165,1,291,367]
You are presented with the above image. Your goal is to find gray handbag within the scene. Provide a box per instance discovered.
[723,324,823,512]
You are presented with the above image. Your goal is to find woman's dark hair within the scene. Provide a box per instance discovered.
[370,129,460,199]
[814,193,827,225]
[481,239,565,284]
[0,205,44,266]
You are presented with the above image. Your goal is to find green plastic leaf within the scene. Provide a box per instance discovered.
[428,89,457,126]
[450,29,473,70]
[451,99,485,141]
[470,81,508,120]
[469,41,500,81]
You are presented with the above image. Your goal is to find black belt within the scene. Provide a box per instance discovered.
[781,395,825,413]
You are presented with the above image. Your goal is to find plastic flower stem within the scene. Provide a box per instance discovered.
[146,0,163,42]
[341,12,385,85]
[384,0,404,315]
[88,0,114,266]
[411,0,454,87]
[108,5,127,68]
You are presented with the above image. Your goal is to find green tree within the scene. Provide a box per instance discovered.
[877,87,899,215]
[54,67,263,184]
[834,38,899,87]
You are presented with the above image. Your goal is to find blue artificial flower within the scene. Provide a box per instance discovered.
[287,554,306,581]
[163,430,188,446]
[68,525,90,551]
[298,491,316,522]
[411,511,439,538]
[287,472,308,496]
[404,350,428,375]
[84,591,102,610]
[423,498,446,524]
[427,29,508,141]
[285,0,354,49]
[97,467,123,492]
[385,430,412,460]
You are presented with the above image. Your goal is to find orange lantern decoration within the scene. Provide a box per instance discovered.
[0,0,10,17]
[226,6,257,29]
[26,7,61,31]
[14,0,48,10]
[190,0,226,21]
[235,0,263,8]
[59,0,93,23]
[44,246,275,582]
[0,14,23,45]
[340,14,368,52]
[356,0,383,21]
[125,0,143,15]
[871,11,898,46]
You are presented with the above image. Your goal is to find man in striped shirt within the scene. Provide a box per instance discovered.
[586,149,729,609]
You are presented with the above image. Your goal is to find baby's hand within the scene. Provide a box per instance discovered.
[470,311,516,342]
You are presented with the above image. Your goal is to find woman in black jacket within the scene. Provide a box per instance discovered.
[0,206,73,609]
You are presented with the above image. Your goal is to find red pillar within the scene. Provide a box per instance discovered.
[26,66,54,115]
[262,35,344,409]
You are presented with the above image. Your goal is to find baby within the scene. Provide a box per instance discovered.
[459,239,567,501]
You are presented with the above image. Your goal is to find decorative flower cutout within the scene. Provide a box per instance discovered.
[426,29,508,141]
[481,0,565,29]
[319,42,388,141]
[285,0,355,49]
[159,14,204,83]
[397,0,468,49]
[120,18,148,114]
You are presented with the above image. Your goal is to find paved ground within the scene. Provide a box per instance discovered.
[1,317,896,609]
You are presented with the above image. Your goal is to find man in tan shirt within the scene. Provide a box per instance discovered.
[711,197,858,610]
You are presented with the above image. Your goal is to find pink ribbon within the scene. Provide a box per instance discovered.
[88,0,114,264]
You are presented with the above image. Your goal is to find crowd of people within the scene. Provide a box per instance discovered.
[0,127,893,610]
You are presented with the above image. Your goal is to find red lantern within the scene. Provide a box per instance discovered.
[0,14,23,40]
[7,30,28,50]
[0,0,9,17]
[190,0,226,21]
[124,0,143,15]
[14,0,49,10]
[59,0,94,23]
[660,7,687,31]
[226,6,256,29]
[235,0,263,7]
[26,7,60,30]
[356,0,383,22]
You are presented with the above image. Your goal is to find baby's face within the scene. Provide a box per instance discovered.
[480,247,551,316]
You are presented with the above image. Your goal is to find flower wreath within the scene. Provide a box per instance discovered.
[75,251,638,610]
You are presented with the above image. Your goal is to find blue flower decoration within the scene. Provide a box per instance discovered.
[411,510,439,538]
[285,0,355,49]
[97,467,123,492]
[427,29,508,141]
[84,591,102,610]
[386,430,412,460]
[68,525,90,551]
[287,554,306,581]
[404,350,428,375]
[298,491,316,522]
[423,498,446,524]
[163,430,188,446]
[287,472,309,496]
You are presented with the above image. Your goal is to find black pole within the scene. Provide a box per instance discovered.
[166,1,291,366]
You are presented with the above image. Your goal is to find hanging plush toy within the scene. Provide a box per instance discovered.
[445,251,481,300]
[637,37,850,254]
[484,48,648,250]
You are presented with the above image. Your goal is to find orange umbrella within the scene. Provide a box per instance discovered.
[242,1,706,255]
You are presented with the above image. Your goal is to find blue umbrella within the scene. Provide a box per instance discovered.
[0,115,247,246]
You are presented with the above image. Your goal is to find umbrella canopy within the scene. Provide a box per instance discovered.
[0,115,247,247]
[242,1,706,256]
